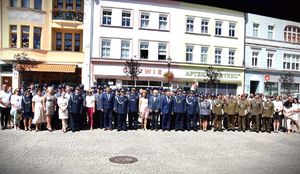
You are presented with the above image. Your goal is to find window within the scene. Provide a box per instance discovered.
[281,83,299,94]
[76,0,82,10]
[101,40,111,57]
[66,0,73,10]
[159,15,168,30]
[283,54,300,70]
[268,25,274,39]
[57,0,63,10]
[215,48,222,64]
[140,42,149,59]
[56,32,62,50]
[253,23,259,37]
[33,27,42,49]
[122,11,131,27]
[228,50,235,65]
[267,53,273,68]
[201,47,208,63]
[64,33,72,51]
[34,0,42,10]
[10,25,17,48]
[264,82,278,96]
[186,18,194,32]
[21,26,30,48]
[75,34,80,52]
[102,10,112,25]
[158,43,167,60]
[141,13,149,28]
[121,40,130,59]
[22,0,30,8]
[252,52,258,67]
[215,21,222,35]
[201,19,209,34]
[186,46,194,62]
[10,0,17,7]
[229,23,236,37]
[284,25,300,43]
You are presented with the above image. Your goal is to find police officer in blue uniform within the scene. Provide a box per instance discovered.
[186,90,199,131]
[173,88,185,131]
[100,86,114,131]
[114,89,129,131]
[68,87,83,132]
[127,88,139,130]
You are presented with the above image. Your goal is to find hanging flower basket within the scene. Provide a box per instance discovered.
[163,71,174,81]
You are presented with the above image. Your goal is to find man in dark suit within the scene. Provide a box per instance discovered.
[149,89,160,130]
[160,90,173,131]
[100,86,114,131]
[68,87,83,132]
[114,89,129,131]
[127,88,139,130]
[173,88,185,131]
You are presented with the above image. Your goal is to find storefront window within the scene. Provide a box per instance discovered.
[264,82,278,96]
[281,83,299,95]
[197,83,237,95]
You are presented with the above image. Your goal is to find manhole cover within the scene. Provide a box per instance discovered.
[109,156,138,164]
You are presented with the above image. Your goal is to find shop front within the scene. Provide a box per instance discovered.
[245,69,300,96]
[92,60,245,95]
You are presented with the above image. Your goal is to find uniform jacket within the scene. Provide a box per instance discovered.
[225,98,237,115]
[185,96,198,115]
[114,95,129,114]
[173,95,185,113]
[199,100,211,116]
[68,93,83,114]
[128,93,139,113]
[262,100,275,117]
[213,99,223,115]
[250,99,263,116]
[237,99,248,116]
[94,93,102,111]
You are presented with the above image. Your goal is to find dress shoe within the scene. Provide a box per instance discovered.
[214,129,217,132]
[117,129,121,131]
[104,128,107,131]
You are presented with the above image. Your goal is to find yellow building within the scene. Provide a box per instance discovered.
[0,0,84,89]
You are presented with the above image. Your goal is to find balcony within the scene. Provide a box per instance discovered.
[52,9,83,22]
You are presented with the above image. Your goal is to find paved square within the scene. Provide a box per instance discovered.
[0,130,300,174]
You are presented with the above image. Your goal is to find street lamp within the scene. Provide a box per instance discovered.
[167,56,172,90]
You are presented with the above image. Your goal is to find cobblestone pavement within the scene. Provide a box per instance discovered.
[0,129,300,174]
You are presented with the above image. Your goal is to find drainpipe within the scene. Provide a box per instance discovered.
[243,13,248,94]
[89,0,94,88]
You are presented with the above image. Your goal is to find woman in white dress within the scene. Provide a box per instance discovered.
[57,91,69,133]
[139,90,149,130]
[291,98,300,133]
[32,89,45,132]
[10,89,22,130]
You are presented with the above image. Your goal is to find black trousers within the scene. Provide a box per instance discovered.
[0,107,11,128]
[175,113,184,130]
[117,113,127,130]
[95,110,103,129]
[128,112,138,129]
[187,114,197,130]
[70,113,80,131]
[150,111,160,129]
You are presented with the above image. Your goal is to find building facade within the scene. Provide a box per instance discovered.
[0,0,84,89]
[245,13,300,95]
[83,0,245,94]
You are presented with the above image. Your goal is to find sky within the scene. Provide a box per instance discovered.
[177,0,300,23]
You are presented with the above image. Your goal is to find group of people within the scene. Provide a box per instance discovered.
[0,83,299,134]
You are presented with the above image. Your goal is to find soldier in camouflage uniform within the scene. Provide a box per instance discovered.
[250,95,263,133]
[213,94,224,132]
[262,96,274,133]
[225,94,238,131]
[237,94,248,132]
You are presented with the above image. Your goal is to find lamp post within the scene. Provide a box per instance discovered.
[167,56,172,90]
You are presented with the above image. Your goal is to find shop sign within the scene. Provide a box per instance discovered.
[185,71,241,80]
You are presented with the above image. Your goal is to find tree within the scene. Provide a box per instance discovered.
[279,72,295,96]
[204,66,223,94]
[123,58,141,88]
[13,52,38,71]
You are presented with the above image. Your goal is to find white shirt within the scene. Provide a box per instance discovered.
[10,95,22,111]
[273,100,283,113]
[0,90,12,108]
[85,95,95,108]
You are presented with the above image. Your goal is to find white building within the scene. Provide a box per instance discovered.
[245,13,300,95]
[83,0,245,94]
